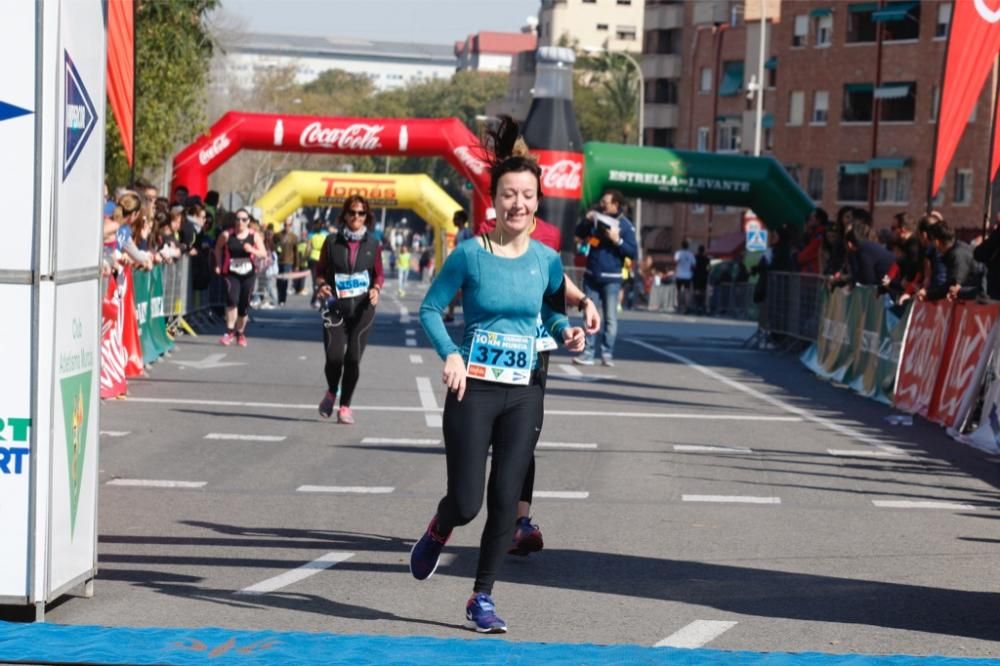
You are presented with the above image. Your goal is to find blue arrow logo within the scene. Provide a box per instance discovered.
[0,100,32,122]
[63,50,97,181]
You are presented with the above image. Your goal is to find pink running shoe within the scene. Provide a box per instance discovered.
[337,406,355,424]
[236,333,248,347]
[219,331,235,346]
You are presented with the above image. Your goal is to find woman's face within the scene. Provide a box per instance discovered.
[345,202,368,232]
[235,211,250,231]
[140,219,152,239]
[493,171,538,234]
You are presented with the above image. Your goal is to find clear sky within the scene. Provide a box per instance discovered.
[216,0,541,45]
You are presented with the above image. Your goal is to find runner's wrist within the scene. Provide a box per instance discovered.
[577,296,590,313]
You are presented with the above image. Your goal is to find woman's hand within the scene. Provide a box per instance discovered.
[243,242,255,254]
[316,283,333,300]
[368,288,380,305]
[562,326,585,352]
[442,353,467,401]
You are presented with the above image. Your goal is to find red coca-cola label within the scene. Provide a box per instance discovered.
[299,122,384,151]
[533,150,583,199]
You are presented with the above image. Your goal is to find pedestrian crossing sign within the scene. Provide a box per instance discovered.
[746,228,768,252]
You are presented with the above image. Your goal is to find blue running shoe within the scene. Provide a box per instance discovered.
[465,593,507,633]
[318,391,336,419]
[409,515,450,580]
[508,516,544,556]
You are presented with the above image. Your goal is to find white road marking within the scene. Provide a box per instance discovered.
[828,449,905,458]
[119,397,802,422]
[534,491,590,499]
[400,317,412,324]
[655,620,739,648]
[558,364,583,377]
[405,329,416,335]
[872,500,976,510]
[674,445,753,454]
[405,339,417,347]
[298,356,307,360]
[628,339,891,450]
[683,495,781,504]
[409,354,423,364]
[235,551,354,596]
[107,479,206,489]
[662,347,764,354]
[204,433,287,442]
[361,437,441,446]
[100,430,130,437]
[416,377,442,427]
[297,485,395,494]
[537,441,599,450]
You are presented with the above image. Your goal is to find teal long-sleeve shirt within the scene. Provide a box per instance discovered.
[420,238,570,367]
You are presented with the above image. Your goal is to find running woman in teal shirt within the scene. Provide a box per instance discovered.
[410,118,585,633]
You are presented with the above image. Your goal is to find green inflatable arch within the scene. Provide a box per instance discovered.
[582,142,814,231]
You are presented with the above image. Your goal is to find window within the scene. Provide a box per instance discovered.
[616,25,637,40]
[954,168,973,204]
[882,2,921,41]
[597,23,609,31]
[718,61,744,96]
[936,3,952,38]
[617,0,632,4]
[788,90,805,126]
[843,83,874,122]
[808,168,824,201]
[815,14,833,46]
[700,67,713,93]
[692,203,706,214]
[877,82,916,121]
[644,28,682,54]
[645,78,679,104]
[812,91,829,124]
[847,4,878,43]
[717,123,742,152]
[793,15,809,46]
[583,0,596,2]
[876,169,911,203]
[930,85,940,122]
[645,128,675,147]
[697,127,710,152]
[785,164,802,184]
[838,164,870,201]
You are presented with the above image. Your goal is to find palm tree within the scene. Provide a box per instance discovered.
[576,49,640,145]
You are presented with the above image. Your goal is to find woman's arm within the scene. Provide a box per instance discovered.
[214,232,227,274]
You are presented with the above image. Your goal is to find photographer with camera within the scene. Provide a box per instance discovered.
[573,190,638,367]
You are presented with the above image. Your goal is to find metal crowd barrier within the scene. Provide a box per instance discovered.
[764,271,826,341]
[709,283,756,320]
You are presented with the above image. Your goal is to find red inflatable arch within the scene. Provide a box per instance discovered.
[171,111,492,219]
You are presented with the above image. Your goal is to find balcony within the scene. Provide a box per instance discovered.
[645,103,680,128]
[641,54,682,80]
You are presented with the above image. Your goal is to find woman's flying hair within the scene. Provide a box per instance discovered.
[482,115,543,199]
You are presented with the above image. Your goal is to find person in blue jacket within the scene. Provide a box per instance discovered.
[573,190,638,366]
[409,117,585,634]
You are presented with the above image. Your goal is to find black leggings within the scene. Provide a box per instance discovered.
[436,378,544,595]
[322,304,376,406]
[225,273,256,317]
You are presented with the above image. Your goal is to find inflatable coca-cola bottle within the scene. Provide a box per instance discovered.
[522,46,585,254]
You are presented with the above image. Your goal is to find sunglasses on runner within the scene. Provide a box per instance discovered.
[236,215,249,222]
[347,210,367,217]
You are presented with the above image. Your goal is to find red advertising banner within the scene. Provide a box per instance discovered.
[99,277,127,399]
[120,267,144,378]
[928,301,1000,426]
[533,149,584,200]
[894,300,953,416]
[931,0,1000,195]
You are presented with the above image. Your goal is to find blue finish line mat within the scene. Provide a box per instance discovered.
[1,621,998,666]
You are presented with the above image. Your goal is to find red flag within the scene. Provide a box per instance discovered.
[106,0,134,166]
[932,0,1000,196]
[992,78,1000,182]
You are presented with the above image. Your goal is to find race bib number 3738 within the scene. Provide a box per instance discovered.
[467,330,534,385]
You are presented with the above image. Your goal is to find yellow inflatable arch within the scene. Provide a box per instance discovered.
[256,171,463,270]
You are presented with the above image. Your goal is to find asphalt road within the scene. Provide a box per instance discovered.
[26,284,1000,657]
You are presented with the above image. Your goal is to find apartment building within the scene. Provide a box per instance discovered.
[538,0,646,51]
[771,1,992,233]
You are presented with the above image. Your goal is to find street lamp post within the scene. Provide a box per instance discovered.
[753,0,767,157]
[584,46,644,259]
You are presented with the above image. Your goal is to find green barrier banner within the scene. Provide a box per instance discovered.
[801,286,908,405]
[801,287,854,379]
[845,286,883,395]
[149,266,174,356]
[131,268,159,366]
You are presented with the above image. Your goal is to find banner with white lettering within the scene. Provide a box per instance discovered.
[948,318,1000,454]
[46,0,105,596]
